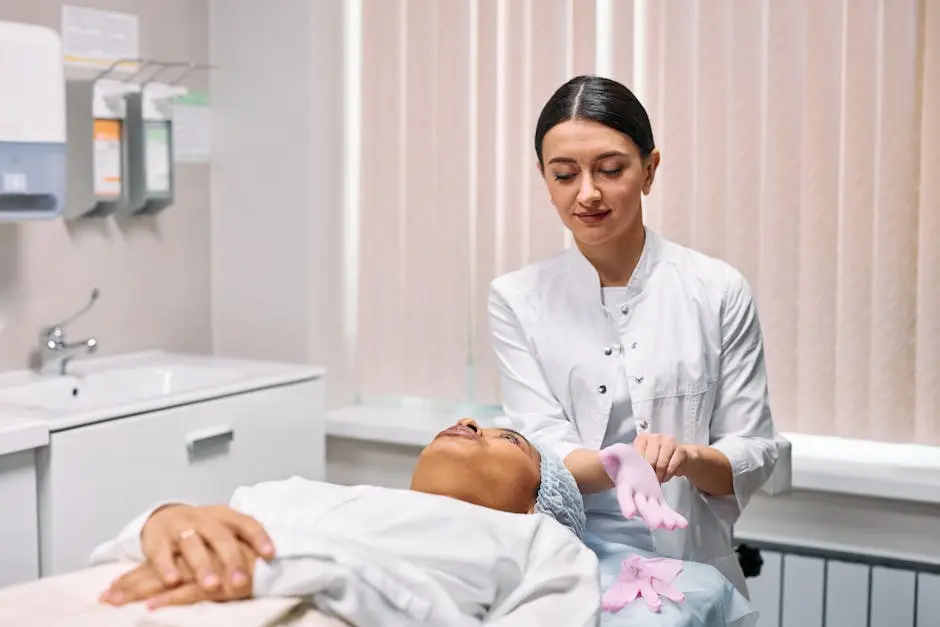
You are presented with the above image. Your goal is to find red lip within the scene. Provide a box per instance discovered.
[439,425,479,439]
[575,210,611,224]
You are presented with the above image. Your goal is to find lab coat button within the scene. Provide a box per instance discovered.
[635,376,645,384]
[638,419,649,430]
[604,346,613,356]
[598,385,607,394]
[620,304,629,315]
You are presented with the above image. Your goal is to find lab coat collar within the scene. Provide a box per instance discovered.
[565,227,663,308]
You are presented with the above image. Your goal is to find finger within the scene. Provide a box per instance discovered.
[100,566,147,604]
[211,506,276,559]
[199,518,252,590]
[632,434,648,457]
[635,493,664,529]
[638,579,663,612]
[141,506,194,585]
[642,439,661,469]
[146,583,210,610]
[661,502,688,529]
[617,486,639,519]
[652,579,686,603]
[664,447,685,482]
[114,567,169,605]
[103,565,140,595]
[177,528,220,590]
[655,500,679,531]
[141,530,182,586]
[655,442,674,483]
[174,553,196,582]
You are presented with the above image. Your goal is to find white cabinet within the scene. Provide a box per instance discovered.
[37,378,325,576]
[0,449,40,587]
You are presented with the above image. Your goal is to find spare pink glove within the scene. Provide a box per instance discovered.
[599,443,688,530]
[602,554,686,613]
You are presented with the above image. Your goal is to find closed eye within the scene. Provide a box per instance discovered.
[553,173,576,182]
[599,167,622,176]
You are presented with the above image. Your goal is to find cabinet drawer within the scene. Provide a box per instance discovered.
[38,379,324,575]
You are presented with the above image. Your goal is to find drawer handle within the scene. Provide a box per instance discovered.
[186,425,235,454]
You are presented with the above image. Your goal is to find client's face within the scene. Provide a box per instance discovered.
[410,418,542,514]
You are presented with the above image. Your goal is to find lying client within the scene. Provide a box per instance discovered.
[90,419,600,626]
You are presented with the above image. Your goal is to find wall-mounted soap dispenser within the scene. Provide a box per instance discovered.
[63,78,139,219]
[125,81,187,215]
[0,20,67,222]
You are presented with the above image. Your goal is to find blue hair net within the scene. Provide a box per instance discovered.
[533,443,586,539]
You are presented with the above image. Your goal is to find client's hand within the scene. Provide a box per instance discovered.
[101,542,257,608]
[599,444,688,531]
[141,504,274,592]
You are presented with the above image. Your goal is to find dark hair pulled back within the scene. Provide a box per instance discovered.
[534,75,655,164]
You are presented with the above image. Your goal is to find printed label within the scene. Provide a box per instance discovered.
[93,118,122,197]
[145,122,171,194]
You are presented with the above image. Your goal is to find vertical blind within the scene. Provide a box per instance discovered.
[354,0,939,446]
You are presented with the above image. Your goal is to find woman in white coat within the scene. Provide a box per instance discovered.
[488,75,780,597]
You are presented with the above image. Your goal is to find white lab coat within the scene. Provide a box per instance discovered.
[488,229,780,594]
[90,477,601,627]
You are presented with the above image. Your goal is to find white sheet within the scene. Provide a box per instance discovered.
[89,477,602,626]
[0,562,349,627]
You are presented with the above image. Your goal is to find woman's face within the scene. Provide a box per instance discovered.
[539,118,659,247]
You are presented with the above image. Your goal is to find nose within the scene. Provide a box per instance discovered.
[577,173,601,206]
[457,418,480,433]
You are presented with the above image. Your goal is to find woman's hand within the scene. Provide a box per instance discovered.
[599,444,688,531]
[100,542,256,608]
[634,434,735,497]
[633,433,701,484]
[140,504,274,592]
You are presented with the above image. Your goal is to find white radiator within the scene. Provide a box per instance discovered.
[740,540,940,627]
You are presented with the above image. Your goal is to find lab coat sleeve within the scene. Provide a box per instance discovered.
[706,271,780,524]
[488,283,583,461]
[486,523,601,627]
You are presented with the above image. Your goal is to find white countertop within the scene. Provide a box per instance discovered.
[0,415,48,456]
[0,351,325,440]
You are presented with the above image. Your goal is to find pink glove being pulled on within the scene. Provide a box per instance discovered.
[599,443,688,530]
[601,554,686,613]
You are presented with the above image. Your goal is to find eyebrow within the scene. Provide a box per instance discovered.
[547,150,629,165]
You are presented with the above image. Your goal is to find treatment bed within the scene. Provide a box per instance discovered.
[0,547,757,627]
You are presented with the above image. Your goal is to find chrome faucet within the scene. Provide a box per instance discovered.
[39,288,100,375]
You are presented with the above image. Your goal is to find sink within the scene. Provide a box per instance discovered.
[0,351,324,430]
[0,364,243,412]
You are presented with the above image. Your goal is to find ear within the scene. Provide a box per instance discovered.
[642,148,661,195]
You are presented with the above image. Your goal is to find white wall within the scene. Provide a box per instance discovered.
[208,0,352,405]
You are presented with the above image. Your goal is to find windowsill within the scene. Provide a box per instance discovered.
[325,405,940,506]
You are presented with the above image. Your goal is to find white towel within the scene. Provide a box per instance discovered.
[0,563,349,627]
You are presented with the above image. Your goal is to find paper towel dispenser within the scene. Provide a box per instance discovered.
[0,20,66,221]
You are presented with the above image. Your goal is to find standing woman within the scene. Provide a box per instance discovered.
[488,75,780,596]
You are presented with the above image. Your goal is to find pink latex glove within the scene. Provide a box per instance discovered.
[599,443,688,530]
[601,554,686,613]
